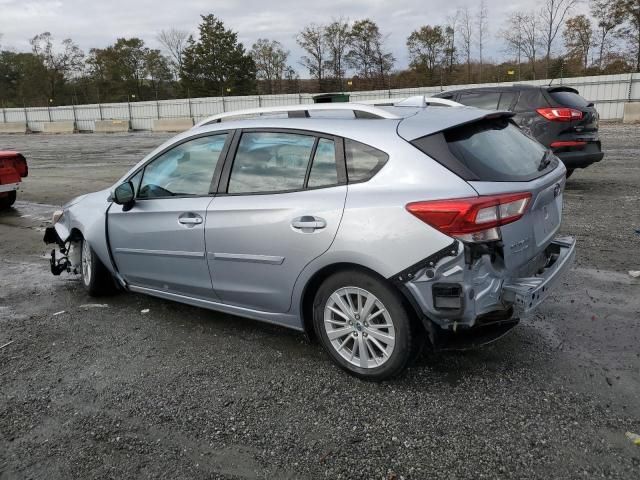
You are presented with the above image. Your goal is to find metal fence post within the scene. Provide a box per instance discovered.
[188,97,193,118]
[222,97,226,112]
[23,101,28,129]
[258,95,262,108]
[72,103,78,131]
[47,104,52,122]
[2,107,6,124]
[127,98,133,130]
[98,102,104,121]
[628,73,634,102]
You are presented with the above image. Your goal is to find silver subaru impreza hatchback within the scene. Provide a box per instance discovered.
[44,97,575,380]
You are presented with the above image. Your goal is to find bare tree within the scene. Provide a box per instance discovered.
[324,18,351,89]
[30,32,85,99]
[460,7,473,82]
[620,0,640,70]
[444,12,459,74]
[250,38,290,94]
[476,0,489,82]
[522,13,542,79]
[590,0,625,69]
[502,13,526,80]
[157,28,189,79]
[297,24,326,85]
[539,0,577,77]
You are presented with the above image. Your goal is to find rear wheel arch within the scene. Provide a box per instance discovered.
[300,262,423,340]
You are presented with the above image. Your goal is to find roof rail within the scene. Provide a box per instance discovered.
[354,95,463,108]
[193,103,401,128]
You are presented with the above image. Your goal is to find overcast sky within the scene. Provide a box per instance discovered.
[0,0,590,73]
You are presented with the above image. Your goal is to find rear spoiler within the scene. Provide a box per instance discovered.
[546,86,579,94]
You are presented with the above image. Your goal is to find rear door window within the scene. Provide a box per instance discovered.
[458,92,501,110]
[228,132,315,194]
[307,138,338,188]
[412,118,556,182]
[548,90,590,108]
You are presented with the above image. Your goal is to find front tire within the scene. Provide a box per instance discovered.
[313,270,417,381]
[80,238,114,296]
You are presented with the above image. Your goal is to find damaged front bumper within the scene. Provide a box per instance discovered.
[399,236,576,347]
[43,225,80,276]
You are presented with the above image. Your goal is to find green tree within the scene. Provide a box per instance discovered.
[181,14,256,96]
[87,38,171,101]
[347,19,394,84]
[407,25,447,83]
[563,15,594,70]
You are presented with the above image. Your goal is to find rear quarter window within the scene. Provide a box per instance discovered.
[412,118,557,182]
[345,139,389,182]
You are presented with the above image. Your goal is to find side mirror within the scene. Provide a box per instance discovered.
[113,181,135,211]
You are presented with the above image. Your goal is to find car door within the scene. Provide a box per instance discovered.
[108,132,231,299]
[205,129,347,313]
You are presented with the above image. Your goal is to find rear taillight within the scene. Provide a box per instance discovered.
[406,192,532,243]
[550,140,587,148]
[536,107,583,122]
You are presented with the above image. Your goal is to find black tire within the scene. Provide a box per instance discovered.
[565,168,574,178]
[313,270,417,381]
[0,191,16,210]
[80,238,115,296]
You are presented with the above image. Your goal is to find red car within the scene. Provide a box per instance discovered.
[0,151,28,209]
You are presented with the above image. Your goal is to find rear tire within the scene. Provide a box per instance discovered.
[0,191,17,210]
[565,168,574,178]
[80,238,114,296]
[313,270,417,381]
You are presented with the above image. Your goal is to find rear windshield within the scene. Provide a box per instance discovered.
[548,90,590,108]
[412,118,556,182]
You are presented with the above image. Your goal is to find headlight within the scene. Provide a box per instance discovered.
[52,210,64,224]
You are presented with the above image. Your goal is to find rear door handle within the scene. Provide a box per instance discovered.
[178,213,203,226]
[291,216,327,231]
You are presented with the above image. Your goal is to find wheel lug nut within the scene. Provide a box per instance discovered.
[363,332,368,337]
[353,332,358,337]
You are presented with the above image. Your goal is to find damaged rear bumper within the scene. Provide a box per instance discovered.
[399,236,576,347]
[502,237,576,314]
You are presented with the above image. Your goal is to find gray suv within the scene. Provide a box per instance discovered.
[44,99,575,380]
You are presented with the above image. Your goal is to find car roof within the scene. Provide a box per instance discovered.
[438,84,579,95]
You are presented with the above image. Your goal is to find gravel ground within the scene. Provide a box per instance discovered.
[1,125,639,479]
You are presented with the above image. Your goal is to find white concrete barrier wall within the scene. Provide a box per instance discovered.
[152,118,194,132]
[94,120,129,133]
[1,73,638,132]
[0,122,26,133]
[623,103,640,123]
[40,121,75,134]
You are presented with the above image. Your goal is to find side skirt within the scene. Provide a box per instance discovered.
[128,285,304,332]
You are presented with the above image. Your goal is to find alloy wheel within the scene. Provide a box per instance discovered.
[323,287,396,369]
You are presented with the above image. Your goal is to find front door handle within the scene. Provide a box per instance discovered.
[292,216,326,231]
[178,213,203,227]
